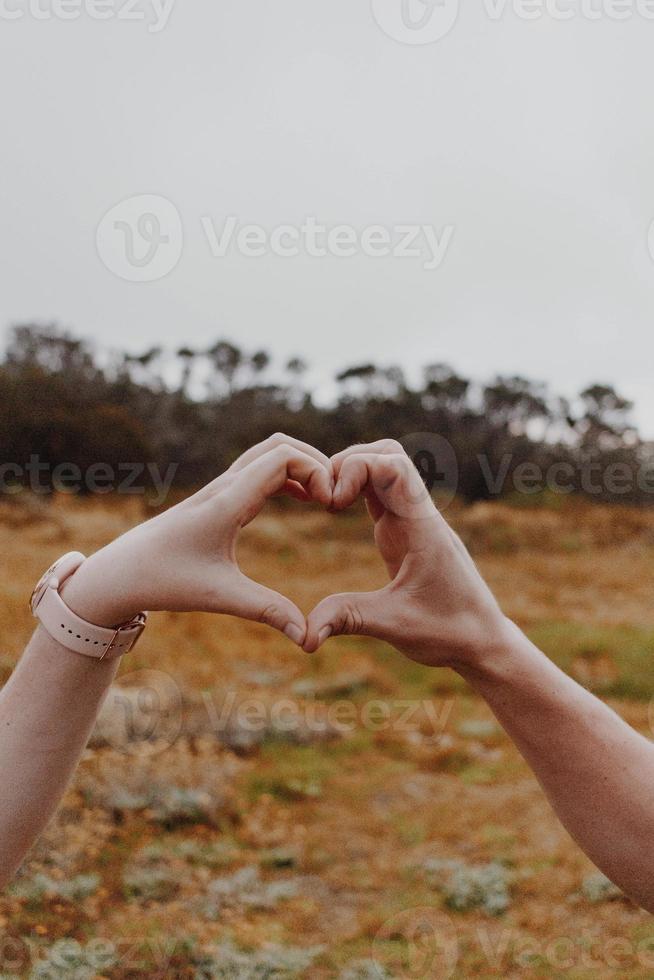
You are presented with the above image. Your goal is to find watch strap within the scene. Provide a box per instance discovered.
[31,553,147,659]
[35,586,146,659]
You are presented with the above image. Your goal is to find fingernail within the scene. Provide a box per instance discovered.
[318,626,332,646]
[284,624,305,646]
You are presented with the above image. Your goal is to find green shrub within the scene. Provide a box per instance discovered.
[30,939,116,980]
[11,873,100,904]
[122,866,179,902]
[198,866,301,919]
[582,872,623,903]
[339,959,391,979]
[424,858,511,915]
[192,940,323,978]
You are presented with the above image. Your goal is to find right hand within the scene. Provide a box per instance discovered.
[304,440,509,668]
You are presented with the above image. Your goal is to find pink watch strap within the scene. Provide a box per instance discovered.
[32,552,147,659]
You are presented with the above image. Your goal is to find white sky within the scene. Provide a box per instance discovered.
[1,0,653,434]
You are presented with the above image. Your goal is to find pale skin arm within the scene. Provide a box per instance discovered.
[304,440,654,913]
[0,435,333,888]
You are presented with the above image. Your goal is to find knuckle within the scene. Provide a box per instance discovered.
[390,454,415,479]
[374,456,401,482]
[342,454,363,474]
[271,443,293,463]
[331,599,365,636]
[259,602,284,627]
[381,439,404,454]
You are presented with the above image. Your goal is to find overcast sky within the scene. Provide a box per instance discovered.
[1,0,653,434]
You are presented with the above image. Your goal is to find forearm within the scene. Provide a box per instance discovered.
[0,627,118,886]
[456,620,654,911]
[0,436,330,889]
[0,553,137,887]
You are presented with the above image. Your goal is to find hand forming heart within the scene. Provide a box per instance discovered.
[61,434,508,671]
[302,439,508,669]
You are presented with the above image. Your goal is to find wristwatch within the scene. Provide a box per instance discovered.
[30,552,147,660]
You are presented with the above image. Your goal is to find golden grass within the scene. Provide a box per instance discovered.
[1,495,654,978]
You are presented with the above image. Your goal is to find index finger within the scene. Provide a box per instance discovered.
[331,439,407,481]
[229,433,331,475]
[227,445,334,526]
[333,452,434,522]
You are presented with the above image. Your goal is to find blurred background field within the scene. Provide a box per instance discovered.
[2,493,654,978]
[4,2,654,970]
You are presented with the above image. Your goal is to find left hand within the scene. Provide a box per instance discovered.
[61,435,334,646]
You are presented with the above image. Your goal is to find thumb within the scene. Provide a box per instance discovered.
[303,588,389,653]
[220,572,307,647]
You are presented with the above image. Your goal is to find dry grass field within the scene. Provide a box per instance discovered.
[1,494,654,978]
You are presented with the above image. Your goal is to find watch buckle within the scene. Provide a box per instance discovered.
[102,613,148,660]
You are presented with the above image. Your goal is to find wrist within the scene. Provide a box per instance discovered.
[59,548,144,628]
[452,616,533,682]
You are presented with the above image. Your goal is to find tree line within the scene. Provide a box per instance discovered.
[1,323,652,505]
